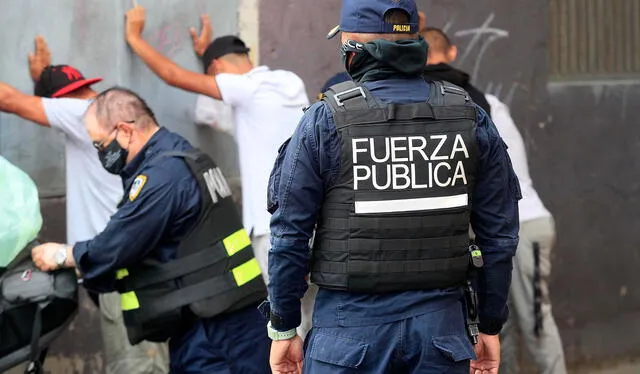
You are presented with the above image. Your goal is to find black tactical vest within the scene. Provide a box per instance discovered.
[115,149,266,345]
[311,81,478,293]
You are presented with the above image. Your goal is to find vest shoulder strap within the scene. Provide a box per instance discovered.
[159,149,199,160]
[322,80,379,113]
[156,148,219,173]
[428,81,472,106]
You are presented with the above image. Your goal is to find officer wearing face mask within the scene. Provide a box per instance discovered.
[0,36,170,373]
[265,1,521,373]
[32,87,271,373]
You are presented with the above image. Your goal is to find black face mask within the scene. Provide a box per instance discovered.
[340,37,429,83]
[98,138,128,175]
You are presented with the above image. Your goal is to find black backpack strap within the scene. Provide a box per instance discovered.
[428,81,472,106]
[24,303,47,374]
[322,81,379,113]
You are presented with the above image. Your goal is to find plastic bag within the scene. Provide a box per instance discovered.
[194,94,236,138]
[0,156,42,267]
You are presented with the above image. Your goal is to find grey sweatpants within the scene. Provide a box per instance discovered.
[499,216,567,374]
[253,234,317,340]
[99,292,169,374]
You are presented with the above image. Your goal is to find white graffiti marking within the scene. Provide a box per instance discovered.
[454,13,510,83]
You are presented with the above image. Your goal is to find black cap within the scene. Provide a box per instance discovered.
[34,65,102,98]
[201,36,251,73]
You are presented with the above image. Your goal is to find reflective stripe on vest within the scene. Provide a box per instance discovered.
[116,269,140,311]
[223,229,252,256]
[116,229,261,311]
[223,229,262,286]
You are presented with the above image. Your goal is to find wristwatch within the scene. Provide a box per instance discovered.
[267,321,297,341]
[54,245,68,268]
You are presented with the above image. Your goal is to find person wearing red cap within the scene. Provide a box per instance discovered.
[0,37,169,374]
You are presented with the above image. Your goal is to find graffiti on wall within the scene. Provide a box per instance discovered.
[443,12,520,106]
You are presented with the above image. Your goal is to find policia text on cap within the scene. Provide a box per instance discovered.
[264,1,521,373]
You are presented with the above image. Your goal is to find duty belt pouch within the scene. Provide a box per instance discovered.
[0,243,78,374]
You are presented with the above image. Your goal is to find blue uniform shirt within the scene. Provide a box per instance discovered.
[73,127,201,292]
[268,77,520,334]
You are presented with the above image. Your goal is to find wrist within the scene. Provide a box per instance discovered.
[65,244,76,268]
[126,33,142,45]
[267,321,297,341]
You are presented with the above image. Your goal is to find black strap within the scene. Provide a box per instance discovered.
[145,273,240,317]
[428,81,472,106]
[319,237,468,255]
[323,81,378,113]
[313,253,469,274]
[25,304,45,374]
[533,241,543,337]
[125,243,229,290]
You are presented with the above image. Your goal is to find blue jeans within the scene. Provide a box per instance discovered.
[169,304,270,373]
[303,299,475,373]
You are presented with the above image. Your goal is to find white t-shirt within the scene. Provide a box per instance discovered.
[43,98,122,243]
[486,94,550,222]
[216,66,309,236]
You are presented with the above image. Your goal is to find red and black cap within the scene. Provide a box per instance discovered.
[34,65,102,98]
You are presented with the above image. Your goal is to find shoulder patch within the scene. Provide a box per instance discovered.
[129,175,148,201]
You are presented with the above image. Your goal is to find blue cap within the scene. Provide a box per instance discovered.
[327,0,419,39]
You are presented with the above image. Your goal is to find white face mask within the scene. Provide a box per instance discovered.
[194,94,236,138]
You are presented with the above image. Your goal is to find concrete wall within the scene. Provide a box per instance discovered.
[3,0,639,372]
[1,0,239,372]
[259,0,640,369]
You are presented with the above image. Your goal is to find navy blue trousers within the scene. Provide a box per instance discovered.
[303,300,476,373]
[169,304,270,373]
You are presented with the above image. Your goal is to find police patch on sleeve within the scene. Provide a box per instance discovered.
[129,175,148,201]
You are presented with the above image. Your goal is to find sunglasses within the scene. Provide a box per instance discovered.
[92,120,135,151]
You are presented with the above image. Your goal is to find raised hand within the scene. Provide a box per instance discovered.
[189,14,213,57]
[28,36,52,82]
[125,5,147,42]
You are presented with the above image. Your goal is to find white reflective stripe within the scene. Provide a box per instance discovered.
[354,194,469,214]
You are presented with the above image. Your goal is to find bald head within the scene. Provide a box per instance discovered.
[422,27,457,65]
[418,11,427,33]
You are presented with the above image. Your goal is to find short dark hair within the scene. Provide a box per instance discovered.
[90,86,157,129]
[423,27,453,54]
[384,8,410,24]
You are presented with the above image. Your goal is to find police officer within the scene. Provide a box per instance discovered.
[265,1,521,373]
[31,87,271,373]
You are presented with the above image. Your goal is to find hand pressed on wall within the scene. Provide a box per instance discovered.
[125,5,147,42]
[28,36,51,82]
[190,14,213,57]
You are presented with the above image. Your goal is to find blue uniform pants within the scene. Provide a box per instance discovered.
[169,304,270,373]
[303,300,476,373]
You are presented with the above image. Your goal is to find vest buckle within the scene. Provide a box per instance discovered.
[333,86,367,107]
